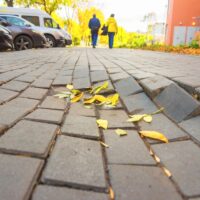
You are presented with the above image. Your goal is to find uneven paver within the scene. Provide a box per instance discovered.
[0,154,43,200]
[0,48,200,200]
[42,135,106,191]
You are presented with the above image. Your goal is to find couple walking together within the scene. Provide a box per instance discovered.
[88,14,118,49]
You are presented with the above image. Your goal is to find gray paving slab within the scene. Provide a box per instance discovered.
[99,110,135,129]
[42,135,106,191]
[68,102,95,116]
[139,113,188,143]
[31,79,53,88]
[152,141,200,197]
[0,154,43,200]
[121,92,157,114]
[0,120,57,158]
[155,83,200,123]
[0,88,18,104]
[62,115,99,139]
[91,70,109,83]
[179,116,200,143]
[20,87,48,100]
[109,165,182,200]
[1,80,29,92]
[73,68,89,79]
[32,185,108,200]
[40,96,68,110]
[110,72,130,82]
[92,80,115,94]
[0,98,39,127]
[131,72,155,80]
[25,108,64,124]
[15,75,36,83]
[104,130,155,165]
[140,75,173,98]
[73,77,91,89]
[52,76,72,86]
[114,77,143,96]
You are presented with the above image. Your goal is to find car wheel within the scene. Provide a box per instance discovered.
[45,35,56,47]
[14,35,33,51]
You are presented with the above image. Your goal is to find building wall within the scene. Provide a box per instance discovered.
[166,0,200,45]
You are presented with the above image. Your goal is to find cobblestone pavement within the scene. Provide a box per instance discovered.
[0,48,200,200]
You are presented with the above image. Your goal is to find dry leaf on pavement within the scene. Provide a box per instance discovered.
[66,84,74,90]
[100,141,109,148]
[96,119,108,129]
[91,81,109,94]
[115,129,127,136]
[71,92,84,103]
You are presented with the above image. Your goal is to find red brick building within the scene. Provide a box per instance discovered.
[166,0,200,45]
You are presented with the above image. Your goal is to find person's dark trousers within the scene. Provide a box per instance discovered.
[108,32,115,48]
[91,31,98,48]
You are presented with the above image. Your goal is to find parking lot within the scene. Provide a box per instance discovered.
[0,48,200,200]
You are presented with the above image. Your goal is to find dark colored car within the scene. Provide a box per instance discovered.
[0,17,47,50]
[0,25,13,50]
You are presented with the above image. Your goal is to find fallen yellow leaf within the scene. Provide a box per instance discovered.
[96,119,108,129]
[71,89,81,95]
[139,130,169,143]
[143,115,153,123]
[109,187,115,200]
[95,95,107,103]
[162,167,172,177]
[66,84,74,90]
[107,93,119,106]
[54,94,69,99]
[83,96,96,104]
[91,81,109,94]
[100,141,109,148]
[127,114,145,122]
[151,107,165,115]
[115,129,127,136]
[71,92,84,103]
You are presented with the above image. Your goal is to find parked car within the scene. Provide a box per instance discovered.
[0,7,72,46]
[0,17,47,50]
[0,15,65,47]
[0,24,13,50]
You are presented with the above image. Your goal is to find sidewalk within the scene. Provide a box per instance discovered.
[0,48,200,200]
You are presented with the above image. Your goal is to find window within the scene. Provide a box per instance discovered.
[2,16,32,27]
[44,18,58,28]
[22,15,40,26]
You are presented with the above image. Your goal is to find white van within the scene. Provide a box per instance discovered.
[0,7,72,45]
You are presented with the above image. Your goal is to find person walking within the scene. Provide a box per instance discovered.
[106,14,118,49]
[88,14,101,48]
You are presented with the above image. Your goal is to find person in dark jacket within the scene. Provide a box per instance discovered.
[88,14,101,48]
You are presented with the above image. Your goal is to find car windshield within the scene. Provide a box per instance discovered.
[44,18,58,28]
[2,16,33,27]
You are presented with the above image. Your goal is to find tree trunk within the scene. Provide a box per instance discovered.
[5,0,14,7]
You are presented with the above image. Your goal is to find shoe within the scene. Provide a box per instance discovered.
[93,45,96,48]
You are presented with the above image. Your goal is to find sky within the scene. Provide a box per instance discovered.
[92,0,168,32]
[0,0,168,32]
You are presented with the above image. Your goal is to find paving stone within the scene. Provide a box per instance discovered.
[20,87,48,100]
[25,108,64,124]
[91,70,109,83]
[139,113,188,143]
[155,83,200,123]
[110,72,130,82]
[42,135,106,191]
[188,198,200,200]
[40,96,67,110]
[107,67,123,74]
[73,68,89,79]
[114,77,143,96]
[121,92,157,114]
[15,75,36,83]
[68,102,95,116]
[140,75,173,98]
[179,116,200,143]
[52,76,72,86]
[0,98,39,127]
[31,79,53,88]
[0,120,57,158]
[131,72,155,80]
[0,88,18,104]
[0,154,43,200]
[62,115,99,139]
[1,80,29,92]
[152,141,200,197]
[73,77,91,89]
[32,185,108,200]
[109,165,182,200]
[99,110,135,128]
[104,130,155,165]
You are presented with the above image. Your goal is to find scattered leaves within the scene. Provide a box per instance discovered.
[106,93,119,106]
[91,81,109,94]
[71,92,84,103]
[66,84,74,90]
[96,119,108,129]
[100,141,109,148]
[115,129,127,136]
[143,115,153,123]
[139,130,169,143]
